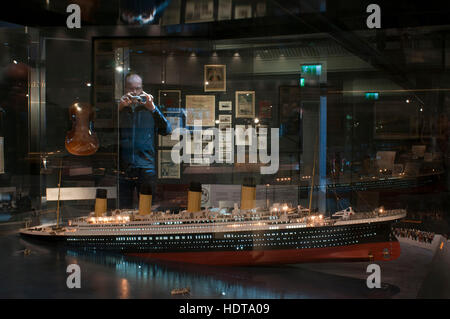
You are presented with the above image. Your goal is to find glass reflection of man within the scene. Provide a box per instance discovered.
[118,73,172,209]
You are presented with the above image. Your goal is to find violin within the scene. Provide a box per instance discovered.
[65,102,99,156]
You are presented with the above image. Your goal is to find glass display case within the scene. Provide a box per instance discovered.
[0,0,449,302]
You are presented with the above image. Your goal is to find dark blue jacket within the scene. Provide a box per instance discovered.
[119,104,172,174]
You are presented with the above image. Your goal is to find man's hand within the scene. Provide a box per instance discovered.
[141,91,156,112]
[119,93,133,111]
[119,92,155,112]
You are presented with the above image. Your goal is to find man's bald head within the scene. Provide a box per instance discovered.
[125,73,143,95]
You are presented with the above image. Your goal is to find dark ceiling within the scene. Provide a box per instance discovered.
[0,0,449,29]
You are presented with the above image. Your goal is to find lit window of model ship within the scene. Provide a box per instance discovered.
[20,182,406,266]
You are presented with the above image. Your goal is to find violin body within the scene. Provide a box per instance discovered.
[65,102,99,156]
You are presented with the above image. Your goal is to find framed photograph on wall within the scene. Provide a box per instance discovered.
[160,0,181,25]
[158,150,180,179]
[219,101,232,111]
[185,0,214,23]
[202,129,214,142]
[235,91,255,118]
[258,100,272,119]
[190,157,211,166]
[218,0,232,21]
[221,152,232,163]
[159,116,182,147]
[219,114,232,124]
[204,65,226,92]
[235,5,252,19]
[219,123,231,130]
[158,90,181,113]
[255,2,267,17]
[186,95,216,127]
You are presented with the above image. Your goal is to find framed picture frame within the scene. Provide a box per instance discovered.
[221,152,232,163]
[219,123,232,131]
[218,114,232,124]
[219,124,232,147]
[204,65,226,92]
[235,91,255,118]
[159,116,182,147]
[190,157,211,166]
[161,0,181,26]
[158,90,181,113]
[219,140,232,149]
[186,95,216,127]
[255,2,267,17]
[218,0,232,21]
[158,150,180,179]
[258,100,272,119]
[219,142,232,163]
[219,101,232,111]
[185,0,214,23]
[202,129,214,142]
[235,5,252,19]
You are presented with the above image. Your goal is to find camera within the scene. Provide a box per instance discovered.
[130,95,147,105]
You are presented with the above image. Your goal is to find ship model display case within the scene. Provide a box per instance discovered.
[0,0,448,300]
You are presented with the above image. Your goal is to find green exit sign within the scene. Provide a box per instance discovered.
[301,64,322,75]
[299,78,305,87]
[365,92,379,100]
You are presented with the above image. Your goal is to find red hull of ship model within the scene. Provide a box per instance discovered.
[127,241,400,266]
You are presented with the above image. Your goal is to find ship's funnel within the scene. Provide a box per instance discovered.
[187,182,202,213]
[95,188,107,217]
[240,177,256,210]
[139,183,152,215]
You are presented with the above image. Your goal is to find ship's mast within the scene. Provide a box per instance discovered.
[308,135,319,215]
[56,159,62,227]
